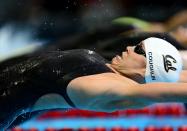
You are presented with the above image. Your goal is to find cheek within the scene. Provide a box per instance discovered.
[135,57,146,67]
[129,55,146,67]
[120,58,136,68]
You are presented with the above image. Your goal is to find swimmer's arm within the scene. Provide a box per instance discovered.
[67,73,140,112]
[128,82,187,104]
[68,74,187,111]
[179,70,187,82]
[106,82,187,110]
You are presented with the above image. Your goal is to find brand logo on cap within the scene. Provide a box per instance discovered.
[148,52,156,80]
[163,55,177,72]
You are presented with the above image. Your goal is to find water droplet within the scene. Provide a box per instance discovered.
[58,55,63,58]
[14,81,18,85]
[20,68,26,73]
[88,50,94,54]
[56,70,61,75]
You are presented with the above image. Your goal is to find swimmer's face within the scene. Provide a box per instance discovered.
[111,42,146,70]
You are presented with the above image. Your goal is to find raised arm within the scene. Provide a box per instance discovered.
[131,82,187,103]
[67,73,187,112]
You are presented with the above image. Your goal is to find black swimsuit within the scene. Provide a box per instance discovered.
[0,49,113,129]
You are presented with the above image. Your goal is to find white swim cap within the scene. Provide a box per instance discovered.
[143,37,183,83]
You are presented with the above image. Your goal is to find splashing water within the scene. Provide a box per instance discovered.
[0,24,44,62]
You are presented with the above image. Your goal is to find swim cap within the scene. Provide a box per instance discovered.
[143,37,183,83]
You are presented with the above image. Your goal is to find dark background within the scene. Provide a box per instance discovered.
[1,0,187,59]
[1,0,187,38]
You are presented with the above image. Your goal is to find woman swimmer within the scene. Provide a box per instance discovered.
[1,37,187,130]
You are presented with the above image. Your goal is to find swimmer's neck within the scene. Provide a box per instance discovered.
[106,63,145,84]
[105,63,121,74]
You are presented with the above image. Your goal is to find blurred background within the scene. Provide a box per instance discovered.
[1,0,187,130]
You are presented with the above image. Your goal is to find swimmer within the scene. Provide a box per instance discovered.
[0,37,187,130]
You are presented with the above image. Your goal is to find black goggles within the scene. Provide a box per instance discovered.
[134,44,146,57]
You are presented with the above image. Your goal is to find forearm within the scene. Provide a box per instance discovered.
[133,83,187,103]
[100,83,187,111]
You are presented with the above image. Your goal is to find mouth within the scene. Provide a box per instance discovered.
[122,52,128,58]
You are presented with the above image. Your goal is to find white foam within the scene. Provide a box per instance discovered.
[0,24,44,62]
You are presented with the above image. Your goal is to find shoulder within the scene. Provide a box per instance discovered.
[68,72,139,87]
[67,72,138,97]
[66,72,139,109]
